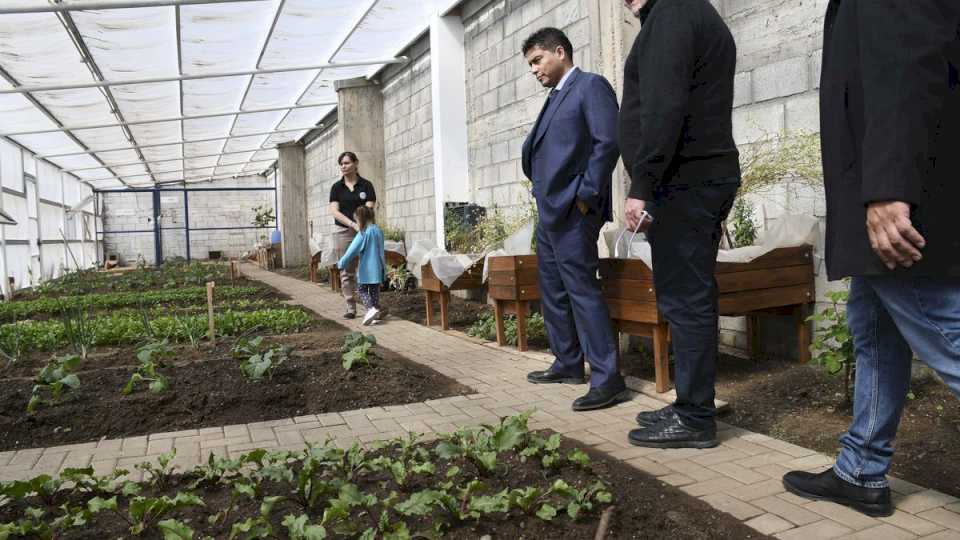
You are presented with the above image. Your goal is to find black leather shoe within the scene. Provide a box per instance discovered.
[628,413,718,449]
[343,311,356,319]
[783,469,892,517]
[636,404,674,428]
[527,369,586,385]
[572,387,628,411]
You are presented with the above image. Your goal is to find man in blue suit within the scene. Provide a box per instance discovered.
[520,28,628,411]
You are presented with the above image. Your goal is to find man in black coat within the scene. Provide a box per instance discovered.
[782,0,960,518]
[619,0,740,449]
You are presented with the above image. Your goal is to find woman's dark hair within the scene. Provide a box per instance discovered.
[338,151,359,165]
[521,27,574,63]
[354,206,375,230]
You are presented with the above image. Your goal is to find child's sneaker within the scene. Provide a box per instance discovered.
[362,307,380,326]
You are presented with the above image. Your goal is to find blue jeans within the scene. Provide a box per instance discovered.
[834,276,960,488]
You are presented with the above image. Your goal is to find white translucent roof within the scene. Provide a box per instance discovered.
[0,0,455,189]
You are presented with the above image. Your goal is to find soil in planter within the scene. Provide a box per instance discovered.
[622,347,960,498]
[381,289,490,332]
[0,430,772,540]
[0,325,473,451]
[381,289,553,351]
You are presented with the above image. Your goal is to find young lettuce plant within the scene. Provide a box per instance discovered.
[231,336,290,382]
[123,339,173,395]
[27,354,81,414]
[341,332,376,371]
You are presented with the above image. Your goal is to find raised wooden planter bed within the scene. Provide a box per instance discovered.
[600,245,815,393]
[487,254,540,351]
[420,259,484,330]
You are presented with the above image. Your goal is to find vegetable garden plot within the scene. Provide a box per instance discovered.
[0,415,771,540]
[0,322,472,452]
[0,262,473,451]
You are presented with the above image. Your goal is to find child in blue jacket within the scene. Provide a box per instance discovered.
[337,206,386,325]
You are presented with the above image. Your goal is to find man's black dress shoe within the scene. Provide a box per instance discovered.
[783,469,892,517]
[628,412,718,449]
[343,311,356,320]
[527,369,586,385]
[572,387,628,411]
[636,404,674,428]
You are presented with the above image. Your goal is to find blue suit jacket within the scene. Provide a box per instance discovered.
[522,69,620,231]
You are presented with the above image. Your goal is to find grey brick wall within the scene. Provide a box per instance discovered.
[381,36,436,245]
[462,0,589,214]
[717,0,834,358]
[304,124,341,246]
[102,176,274,265]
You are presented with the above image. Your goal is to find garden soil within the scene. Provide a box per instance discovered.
[0,433,773,540]
[0,320,472,451]
[623,349,960,498]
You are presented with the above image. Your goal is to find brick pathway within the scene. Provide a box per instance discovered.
[1,263,957,539]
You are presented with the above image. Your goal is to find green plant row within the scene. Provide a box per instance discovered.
[0,413,611,539]
[467,312,546,346]
[0,308,312,354]
[34,261,232,297]
[0,287,264,322]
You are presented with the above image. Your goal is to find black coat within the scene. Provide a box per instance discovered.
[821,0,960,279]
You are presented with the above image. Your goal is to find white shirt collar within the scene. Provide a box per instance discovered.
[554,66,579,92]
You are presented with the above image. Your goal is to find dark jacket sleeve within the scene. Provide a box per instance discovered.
[577,75,621,213]
[624,5,696,201]
[857,0,950,206]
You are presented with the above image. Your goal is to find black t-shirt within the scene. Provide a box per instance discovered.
[329,177,377,228]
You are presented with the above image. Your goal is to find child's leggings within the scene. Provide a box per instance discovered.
[358,284,380,310]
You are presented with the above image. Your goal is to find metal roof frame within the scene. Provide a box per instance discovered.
[36,127,315,159]
[0,0,267,15]
[0,57,408,95]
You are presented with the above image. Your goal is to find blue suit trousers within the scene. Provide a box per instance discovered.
[536,211,624,391]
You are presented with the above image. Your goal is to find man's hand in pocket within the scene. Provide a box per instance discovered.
[576,199,589,215]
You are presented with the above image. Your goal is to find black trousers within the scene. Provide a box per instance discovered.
[647,179,739,429]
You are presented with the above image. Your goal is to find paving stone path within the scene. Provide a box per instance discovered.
[2,263,957,539]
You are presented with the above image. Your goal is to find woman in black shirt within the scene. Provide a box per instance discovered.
[328,151,377,318]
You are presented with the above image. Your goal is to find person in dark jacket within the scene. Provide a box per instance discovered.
[782,0,960,518]
[619,0,740,449]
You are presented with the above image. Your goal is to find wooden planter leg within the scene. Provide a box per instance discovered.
[652,323,671,393]
[796,304,812,364]
[516,300,528,352]
[424,291,434,327]
[493,300,506,346]
[747,314,762,361]
[439,291,451,331]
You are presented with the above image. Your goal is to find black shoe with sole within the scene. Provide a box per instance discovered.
[343,311,356,320]
[572,387,629,411]
[782,468,893,517]
[527,369,586,385]
[628,412,718,449]
[636,404,674,428]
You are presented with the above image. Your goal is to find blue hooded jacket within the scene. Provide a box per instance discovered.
[337,224,386,285]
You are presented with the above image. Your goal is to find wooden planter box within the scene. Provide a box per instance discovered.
[600,245,815,393]
[420,259,484,330]
[487,254,540,351]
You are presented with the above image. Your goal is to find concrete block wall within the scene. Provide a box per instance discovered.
[461,0,589,214]
[101,176,275,265]
[715,0,834,359]
[304,123,341,249]
[380,36,436,245]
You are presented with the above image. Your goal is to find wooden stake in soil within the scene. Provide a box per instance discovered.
[594,506,615,540]
[206,281,216,342]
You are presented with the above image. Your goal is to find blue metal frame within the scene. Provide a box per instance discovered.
[94,185,278,266]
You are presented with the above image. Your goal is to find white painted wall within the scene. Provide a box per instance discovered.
[0,138,101,296]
